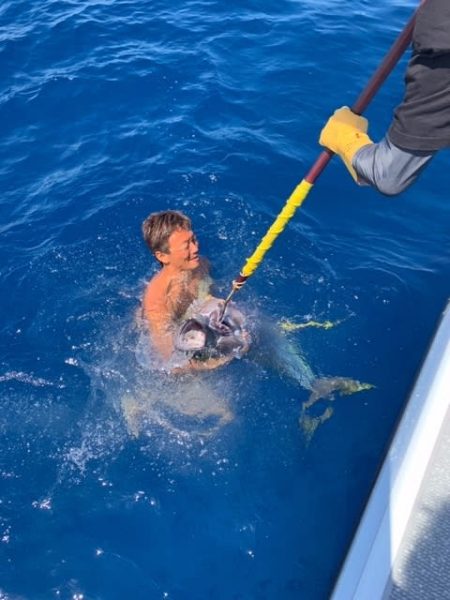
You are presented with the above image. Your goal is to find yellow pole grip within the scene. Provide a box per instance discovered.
[241,179,313,278]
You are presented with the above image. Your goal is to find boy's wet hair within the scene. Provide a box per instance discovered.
[142,210,192,256]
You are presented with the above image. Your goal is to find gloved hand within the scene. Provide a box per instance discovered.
[319,107,373,181]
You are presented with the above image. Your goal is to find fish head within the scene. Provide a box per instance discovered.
[195,298,245,333]
[175,298,250,358]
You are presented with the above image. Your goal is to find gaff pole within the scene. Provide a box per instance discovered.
[220,4,422,316]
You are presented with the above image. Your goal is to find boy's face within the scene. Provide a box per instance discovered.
[156,228,200,271]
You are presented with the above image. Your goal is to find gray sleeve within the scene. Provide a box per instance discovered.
[352,135,435,196]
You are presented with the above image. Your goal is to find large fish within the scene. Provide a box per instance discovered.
[174,296,250,361]
[175,297,372,442]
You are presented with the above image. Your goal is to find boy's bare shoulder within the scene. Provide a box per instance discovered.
[143,271,169,313]
[142,270,185,318]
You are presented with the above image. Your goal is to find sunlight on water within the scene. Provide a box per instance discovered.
[1,0,449,596]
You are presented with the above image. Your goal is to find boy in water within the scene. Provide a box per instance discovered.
[141,210,235,371]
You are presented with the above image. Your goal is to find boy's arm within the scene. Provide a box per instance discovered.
[171,353,234,375]
[142,284,176,360]
[144,309,174,360]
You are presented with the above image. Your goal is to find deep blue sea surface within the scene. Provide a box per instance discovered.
[1,1,449,598]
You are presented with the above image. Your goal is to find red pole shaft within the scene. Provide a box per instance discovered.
[222,3,425,310]
[305,8,419,185]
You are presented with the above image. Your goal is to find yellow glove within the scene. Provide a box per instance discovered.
[319,107,373,181]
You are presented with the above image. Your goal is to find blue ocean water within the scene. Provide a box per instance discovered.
[1,0,449,598]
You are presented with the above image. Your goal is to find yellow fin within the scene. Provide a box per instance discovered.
[279,319,337,332]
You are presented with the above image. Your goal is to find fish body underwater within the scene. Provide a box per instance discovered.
[177,297,372,411]
[250,316,374,442]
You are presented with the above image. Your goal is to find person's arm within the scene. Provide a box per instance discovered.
[171,353,234,375]
[319,107,435,195]
[144,308,175,360]
[352,135,435,195]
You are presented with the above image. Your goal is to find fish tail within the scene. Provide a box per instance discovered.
[299,377,374,443]
[299,406,334,445]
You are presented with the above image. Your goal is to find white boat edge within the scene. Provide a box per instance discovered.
[330,299,450,600]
